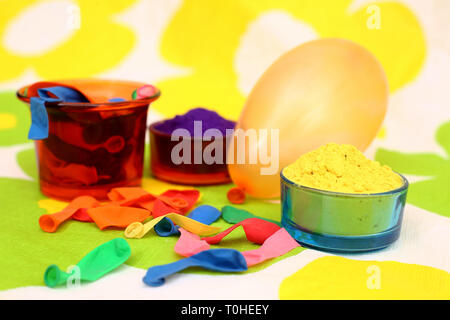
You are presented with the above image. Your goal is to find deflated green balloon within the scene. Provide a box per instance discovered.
[44,238,131,288]
[221,205,281,226]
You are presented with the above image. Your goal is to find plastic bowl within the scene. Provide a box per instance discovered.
[280,169,408,253]
[149,122,232,185]
[17,79,160,200]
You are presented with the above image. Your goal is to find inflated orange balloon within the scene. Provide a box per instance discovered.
[227,38,388,199]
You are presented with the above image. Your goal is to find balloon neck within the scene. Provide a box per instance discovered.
[44,264,70,288]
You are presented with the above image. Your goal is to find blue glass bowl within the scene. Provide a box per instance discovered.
[280,169,408,253]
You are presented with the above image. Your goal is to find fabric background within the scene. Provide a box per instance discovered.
[0,0,449,299]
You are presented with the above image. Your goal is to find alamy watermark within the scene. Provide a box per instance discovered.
[170,121,280,175]
[366,265,381,290]
[66,265,81,289]
[66,4,81,30]
[366,4,381,30]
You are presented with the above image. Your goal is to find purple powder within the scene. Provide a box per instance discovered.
[153,107,236,137]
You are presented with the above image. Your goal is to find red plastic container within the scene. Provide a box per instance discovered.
[149,122,231,185]
[17,79,160,200]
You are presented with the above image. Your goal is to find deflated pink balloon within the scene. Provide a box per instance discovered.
[228,38,388,198]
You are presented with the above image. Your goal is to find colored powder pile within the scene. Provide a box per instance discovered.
[283,143,403,194]
[153,107,235,137]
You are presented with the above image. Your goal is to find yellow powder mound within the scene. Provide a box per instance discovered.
[283,143,403,194]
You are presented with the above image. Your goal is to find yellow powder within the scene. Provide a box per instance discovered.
[283,143,403,194]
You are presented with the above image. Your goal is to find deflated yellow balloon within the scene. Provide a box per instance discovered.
[228,38,388,199]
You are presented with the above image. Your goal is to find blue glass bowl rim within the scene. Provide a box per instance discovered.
[280,168,409,198]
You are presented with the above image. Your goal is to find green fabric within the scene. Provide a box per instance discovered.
[375,121,450,217]
[44,238,131,287]
[0,91,31,146]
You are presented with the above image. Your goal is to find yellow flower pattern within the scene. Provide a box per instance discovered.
[279,256,450,299]
[0,0,425,118]
[155,0,426,119]
[0,0,137,80]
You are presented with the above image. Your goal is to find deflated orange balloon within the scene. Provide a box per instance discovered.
[227,38,388,199]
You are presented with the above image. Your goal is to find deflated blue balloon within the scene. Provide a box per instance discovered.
[28,86,90,140]
[143,248,247,287]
